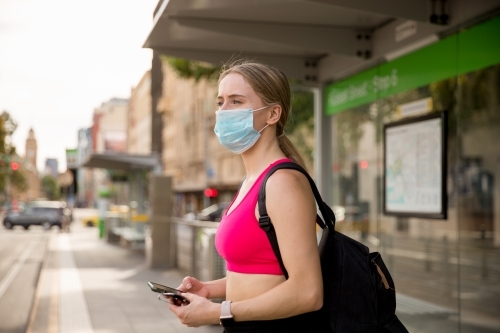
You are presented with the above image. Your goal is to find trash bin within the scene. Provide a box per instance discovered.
[196,228,226,282]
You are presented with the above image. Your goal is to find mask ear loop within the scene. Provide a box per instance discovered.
[255,104,278,133]
[258,123,269,133]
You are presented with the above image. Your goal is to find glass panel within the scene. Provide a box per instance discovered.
[379,80,461,333]
[457,63,500,333]
[328,20,500,332]
[331,79,465,333]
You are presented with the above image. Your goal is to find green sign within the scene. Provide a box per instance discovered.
[66,148,78,168]
[326,16,500,115]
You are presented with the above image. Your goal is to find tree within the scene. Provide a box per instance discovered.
[0,111,27,195]
[41,175,61,200]
[162,56,220,82]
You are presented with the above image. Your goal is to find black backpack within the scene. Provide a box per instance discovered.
[257,162,409,333]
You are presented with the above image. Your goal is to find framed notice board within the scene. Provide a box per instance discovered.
[383,112,447,219]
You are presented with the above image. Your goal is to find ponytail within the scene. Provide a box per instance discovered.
[278,135,308,171]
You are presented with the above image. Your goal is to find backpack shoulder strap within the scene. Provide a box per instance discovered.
[257,161,335,279]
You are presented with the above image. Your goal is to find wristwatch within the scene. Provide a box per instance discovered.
[220,300,234,327]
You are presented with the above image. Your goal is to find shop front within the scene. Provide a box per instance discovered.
[325,16,500,332]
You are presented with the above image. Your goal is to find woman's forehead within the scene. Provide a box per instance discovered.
[218,73,255,97]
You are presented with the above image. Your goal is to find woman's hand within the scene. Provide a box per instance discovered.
[177,276,210,298]
[168,293,220,327]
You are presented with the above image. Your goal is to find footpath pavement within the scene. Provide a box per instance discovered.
[26,222,221,333]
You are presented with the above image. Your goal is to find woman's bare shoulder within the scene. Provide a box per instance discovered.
[265,168,315,213]
[265,168,311,193]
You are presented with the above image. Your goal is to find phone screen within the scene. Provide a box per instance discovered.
[147,281,184,296]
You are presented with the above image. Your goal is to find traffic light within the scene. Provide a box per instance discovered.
[11,162,19,171]
[204,188,218,198]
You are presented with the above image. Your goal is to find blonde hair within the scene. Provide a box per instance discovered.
[219,61,307,170]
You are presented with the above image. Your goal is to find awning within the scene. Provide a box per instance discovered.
[143,1,500,82]
[143,0,431,80]
[83,153,161,173]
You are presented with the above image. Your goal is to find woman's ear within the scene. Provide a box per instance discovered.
[267,105,282,125]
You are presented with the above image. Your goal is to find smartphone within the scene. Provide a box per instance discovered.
[147,282,190,305]
[162,292,190,306]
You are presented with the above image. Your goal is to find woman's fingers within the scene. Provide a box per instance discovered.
[179,276,194,291]
[167,293,214,327]
[180,292,195,303]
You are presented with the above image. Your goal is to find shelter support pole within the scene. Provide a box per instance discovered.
[494,167,500,247]
[313,86,333,205]
[146,175,175,269]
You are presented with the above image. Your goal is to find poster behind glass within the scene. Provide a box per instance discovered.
[383,112,447,219]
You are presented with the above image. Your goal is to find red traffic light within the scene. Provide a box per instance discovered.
[204,188,218,198]
[11,162,19,171]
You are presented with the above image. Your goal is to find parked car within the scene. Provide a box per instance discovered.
[3,201,70,230]
[196,202,230,222]
[1,200,26,215]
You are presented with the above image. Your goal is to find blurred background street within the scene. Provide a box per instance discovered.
[1,0,500,332]
[0,213,221,333]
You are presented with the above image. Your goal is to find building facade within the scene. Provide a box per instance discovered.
[93,98,128,154]
[16,129,40,201]
[158,63,245,216]
[90,98,129,205]
[76,128,92,207]
[44,158,58,178]
[128,71,152,155]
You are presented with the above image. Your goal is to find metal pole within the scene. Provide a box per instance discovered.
[203,105,210,209]
[5,168,10,204]
[313,85,333,204]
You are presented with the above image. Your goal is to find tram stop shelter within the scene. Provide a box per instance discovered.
[144,1,500,332]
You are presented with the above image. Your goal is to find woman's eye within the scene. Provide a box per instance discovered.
[216,102,223,107]
[232,100,241,104]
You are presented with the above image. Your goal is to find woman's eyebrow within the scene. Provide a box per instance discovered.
[217,94,247,99]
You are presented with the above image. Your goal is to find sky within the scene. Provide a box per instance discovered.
[0,0,159,172]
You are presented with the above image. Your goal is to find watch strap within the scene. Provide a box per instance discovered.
[220,300,234,327]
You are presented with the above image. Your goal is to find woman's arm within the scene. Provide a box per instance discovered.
[170,169,323,326]
[230,169,323,320]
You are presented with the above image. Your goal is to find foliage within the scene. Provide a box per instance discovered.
[430,67,495,134]
[41,175,61,200]
[286,91,314,134]
[11,166,28,192]
[0,111,27,194]
[286,90,315,170]
[161,56,221,82]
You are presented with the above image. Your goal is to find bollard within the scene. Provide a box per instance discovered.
[99,218,105,239]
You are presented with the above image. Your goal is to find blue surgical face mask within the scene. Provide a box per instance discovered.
[214,105,270,154]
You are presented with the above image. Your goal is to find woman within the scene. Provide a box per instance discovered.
[167,61,323,332]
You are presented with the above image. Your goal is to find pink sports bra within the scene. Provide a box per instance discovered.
[215,158,292,275]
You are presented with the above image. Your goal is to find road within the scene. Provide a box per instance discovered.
[0,224,53,333]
